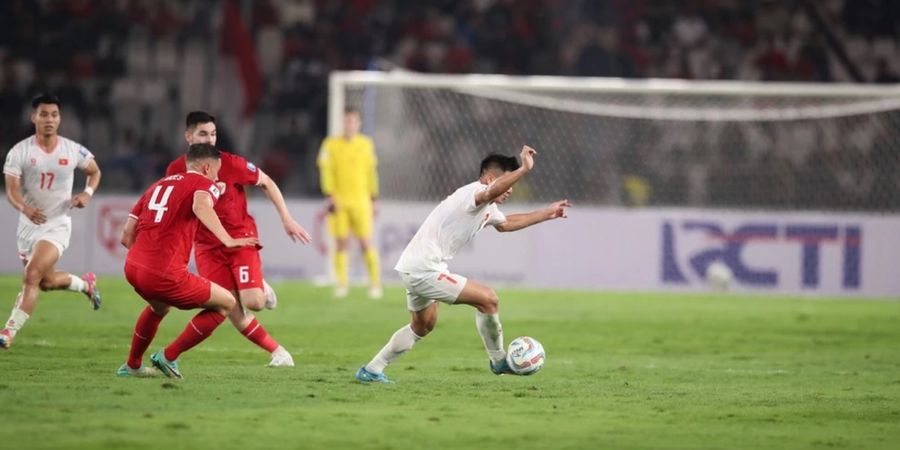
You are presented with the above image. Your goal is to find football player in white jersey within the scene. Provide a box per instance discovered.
[0,94,103,350]
[356,146,570,383]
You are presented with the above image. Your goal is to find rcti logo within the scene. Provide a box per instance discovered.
[661,221,861,289]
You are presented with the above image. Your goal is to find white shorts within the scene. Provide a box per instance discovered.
[398,270,468,312]
[17,216,71,263]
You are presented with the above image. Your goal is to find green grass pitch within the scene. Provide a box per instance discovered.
[0,275,898,450]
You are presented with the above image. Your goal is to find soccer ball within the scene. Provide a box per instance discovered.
[506,336,545,375]
[706,261,733,291]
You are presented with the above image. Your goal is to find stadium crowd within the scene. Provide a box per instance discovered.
[0,0,898,209]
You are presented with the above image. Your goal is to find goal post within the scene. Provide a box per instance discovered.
[329,70,900,212]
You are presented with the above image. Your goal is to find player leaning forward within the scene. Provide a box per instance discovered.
[167,111,311,367]
[356,146,570,383]
[118,144,258,378]
[1,94,102,350]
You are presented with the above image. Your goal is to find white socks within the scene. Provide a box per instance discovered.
[364,313,505,374]
[476,311,506,363]
[365,324,422,374]
[4,307,30,337]
[67,275,85,293]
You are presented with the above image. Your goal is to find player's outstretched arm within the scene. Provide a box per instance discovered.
[120,217,137,248]
[192,191,259,248]
[495,199,571,233]
[475,146,536,207]
[256,170,311,244]
[4,174,46,224]
[71,159,101,209]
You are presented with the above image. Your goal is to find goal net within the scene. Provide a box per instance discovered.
[329,71,900,212]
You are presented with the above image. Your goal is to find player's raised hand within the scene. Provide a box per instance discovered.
[70,192,92,209]
[283,217,312,244]
[546,199,571,219]
[23,205,47,224]
[225,236,259,248]
[520,145,537,172]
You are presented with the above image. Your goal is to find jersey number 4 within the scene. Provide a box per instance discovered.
[148,185,174,223]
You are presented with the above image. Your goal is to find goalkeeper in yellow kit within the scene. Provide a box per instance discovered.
[317,108,382,299]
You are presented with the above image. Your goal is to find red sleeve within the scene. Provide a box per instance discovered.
[223,152,261,186]
[193,177,222,205]
[166,156,186,177]
[129,189,149,219]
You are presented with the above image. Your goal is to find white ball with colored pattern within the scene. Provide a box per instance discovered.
[506,336,545,376]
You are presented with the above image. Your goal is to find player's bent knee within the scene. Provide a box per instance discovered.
[23,268,44,287]
[213,297,237,315]
[149,301,170,316]
[481,288,500,313]
[240,291,265,311]
[411,312,437,336]
[207,283,239,312]
[412,321,435,337]
[38,279,54,291]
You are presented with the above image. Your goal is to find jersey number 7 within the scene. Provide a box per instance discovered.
[149,185,174,223]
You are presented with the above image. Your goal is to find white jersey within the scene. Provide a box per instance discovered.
[3,135,94,224]
[395,181,506,273]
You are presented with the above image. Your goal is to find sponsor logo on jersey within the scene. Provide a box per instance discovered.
[246,162,257,172]
[30,158,36,166]
[79,147,90,158]
[209,184,221,199]
[58,158,69,165]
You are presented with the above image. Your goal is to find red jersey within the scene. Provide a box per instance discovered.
[126,171,222,275]
[166,150,260,251]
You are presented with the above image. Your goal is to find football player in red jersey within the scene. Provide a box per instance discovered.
[118,143,258,378]
[167,111,311,367]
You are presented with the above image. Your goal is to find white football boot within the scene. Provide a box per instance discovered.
[267,346,295,367]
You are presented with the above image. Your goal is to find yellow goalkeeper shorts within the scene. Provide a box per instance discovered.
[330,199,373,239]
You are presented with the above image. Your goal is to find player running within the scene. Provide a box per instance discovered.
[1,94,102,350]
[166,111,311,367]
[118,143,258,378]
[317,107,382,299]
[355,146,570,383]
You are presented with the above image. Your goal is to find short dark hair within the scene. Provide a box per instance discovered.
[344,107,359,115]
[480,153,520,176]
[186,143,220,162]
[185,111,216,130]
[31,94,61,109]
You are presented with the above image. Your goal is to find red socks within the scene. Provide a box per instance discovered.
[164,310,226,361]
[127,307,164,369]
[240,317,279,353]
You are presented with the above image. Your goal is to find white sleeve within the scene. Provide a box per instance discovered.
[487,204,507,226]
[465,183,490,213]
[75,143,94,169]
[3,145,23,178]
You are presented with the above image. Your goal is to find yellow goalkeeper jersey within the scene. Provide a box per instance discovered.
[317,134,379,201]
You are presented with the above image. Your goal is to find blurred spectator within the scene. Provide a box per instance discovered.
[0,0,896,211]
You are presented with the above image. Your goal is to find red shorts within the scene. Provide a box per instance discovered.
[194,246,263,292]
[124,261,212,310]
